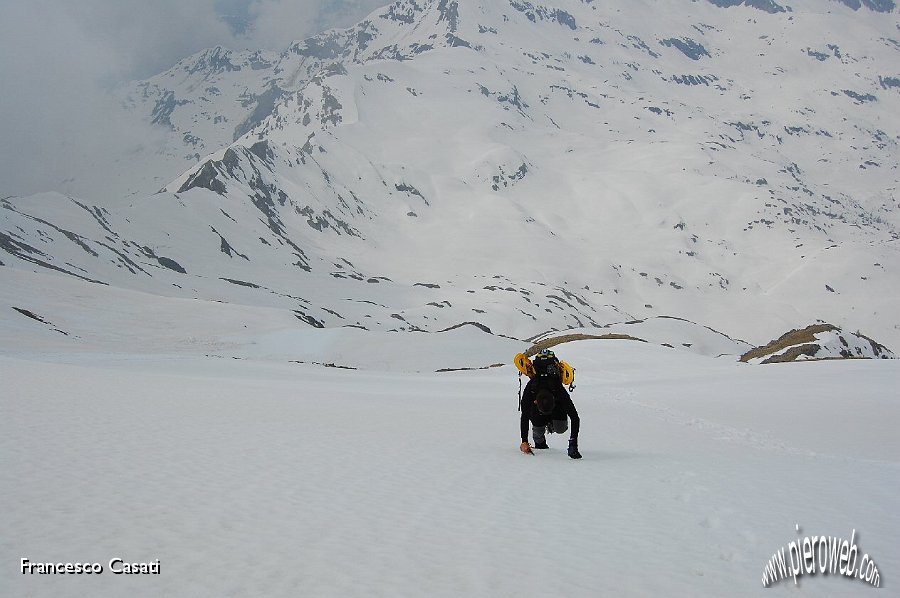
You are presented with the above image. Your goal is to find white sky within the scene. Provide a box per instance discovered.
[0,0,389,198]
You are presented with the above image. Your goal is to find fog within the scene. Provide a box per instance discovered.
[0,0,389,199]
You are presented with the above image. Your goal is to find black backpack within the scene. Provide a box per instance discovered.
[532,352,560,379]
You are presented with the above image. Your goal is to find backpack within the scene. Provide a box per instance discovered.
[532,352,560,379]
[514,349,576,411]
[514,350,576,386]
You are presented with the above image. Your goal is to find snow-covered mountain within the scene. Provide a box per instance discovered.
[4,5,899,594]
[2,0,899,351]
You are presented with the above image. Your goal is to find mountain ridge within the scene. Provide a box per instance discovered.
[2,0,898,349]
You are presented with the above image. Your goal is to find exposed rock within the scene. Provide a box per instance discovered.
[157,256,187,273]
[741,324,895,363]
[706,0,788,13]
[660,38,711,60]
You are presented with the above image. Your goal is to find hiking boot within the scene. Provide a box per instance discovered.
[534,440,549,449]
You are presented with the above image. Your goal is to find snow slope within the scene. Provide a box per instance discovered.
[2,3,899,593]
[2,0,899,350]
[3,339,898,597]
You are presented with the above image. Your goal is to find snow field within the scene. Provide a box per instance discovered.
[3,338,898,597]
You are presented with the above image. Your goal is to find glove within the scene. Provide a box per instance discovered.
[520,441,534,455]
[568,438,582,459]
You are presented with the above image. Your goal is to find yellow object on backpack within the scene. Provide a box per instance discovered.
[514,353,536,378]
[514,352,576,387]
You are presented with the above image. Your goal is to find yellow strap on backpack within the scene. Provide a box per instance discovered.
[513,353,536,378]
[559,361,575,386]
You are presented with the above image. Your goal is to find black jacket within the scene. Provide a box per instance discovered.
[520,377,580,442]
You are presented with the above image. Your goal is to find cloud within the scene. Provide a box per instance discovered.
[240,0,389,50]
[0,0,390,199]
[0,0,238,198]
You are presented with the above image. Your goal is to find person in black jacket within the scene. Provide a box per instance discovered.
[519,351,582,459]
